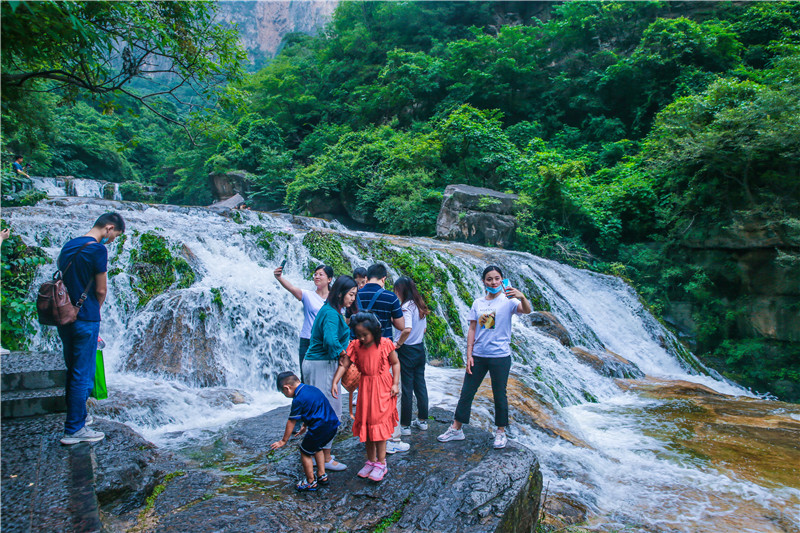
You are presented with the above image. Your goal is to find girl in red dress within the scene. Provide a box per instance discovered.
[332,312,400,482]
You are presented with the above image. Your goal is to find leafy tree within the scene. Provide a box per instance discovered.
[1,0,246,139]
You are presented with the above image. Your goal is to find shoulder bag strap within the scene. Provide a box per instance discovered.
[363,288,384,312]
[57,239,98,308]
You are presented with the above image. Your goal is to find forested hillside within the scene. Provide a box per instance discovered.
[2,1,798,400]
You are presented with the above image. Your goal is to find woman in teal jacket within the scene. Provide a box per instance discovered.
[302,274,359,471]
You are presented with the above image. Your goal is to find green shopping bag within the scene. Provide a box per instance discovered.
[90,349,108,400]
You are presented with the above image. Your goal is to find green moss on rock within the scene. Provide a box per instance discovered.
[303,230,352,276]
[129,231,198,308]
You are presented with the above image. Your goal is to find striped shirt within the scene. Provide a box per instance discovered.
[357,283,403,338]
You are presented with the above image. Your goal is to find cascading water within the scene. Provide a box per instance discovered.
[29,177,123,200]
[5,198,798,532]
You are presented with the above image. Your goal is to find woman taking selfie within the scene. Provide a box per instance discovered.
[274,263,334,381]
[437,265,532,449]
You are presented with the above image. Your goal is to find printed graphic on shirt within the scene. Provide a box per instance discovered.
[478,309,496,329]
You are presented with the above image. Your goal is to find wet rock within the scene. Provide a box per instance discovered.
[436,184,519,248]
[124,293,225,387]
[140,405,542,532]
[524,312,572,347]
[571,347,645,379]
[208,170,253,202]
[92,420,182,517]
[196,388,252,407]
[503,378,591,449]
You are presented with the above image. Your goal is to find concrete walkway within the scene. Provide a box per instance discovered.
[1,414,101,533]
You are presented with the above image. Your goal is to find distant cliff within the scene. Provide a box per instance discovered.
[218,0,338,69]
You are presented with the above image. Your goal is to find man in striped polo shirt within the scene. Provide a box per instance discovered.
[357,263,410,453]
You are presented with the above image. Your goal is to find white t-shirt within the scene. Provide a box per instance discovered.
[300,289,326,339]
[467,294,522,358]
[394,300,427,346]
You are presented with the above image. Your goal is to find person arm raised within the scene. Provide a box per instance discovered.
[505,287,532,314]
[273,265,303,301]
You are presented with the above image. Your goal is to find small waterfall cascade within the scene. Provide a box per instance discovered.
[4,198,798,532]
[29,176,123,201]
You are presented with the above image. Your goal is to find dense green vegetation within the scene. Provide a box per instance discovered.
[2,1,798,400]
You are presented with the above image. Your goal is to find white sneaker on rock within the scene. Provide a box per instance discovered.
[400,426,411,436]
[437,426,465,442]
[60,426,104,445]
[325,460,347,471]
[85,414,94,426]
[493,429,507,449]
[386,440,410,454]
[411,419,428,431]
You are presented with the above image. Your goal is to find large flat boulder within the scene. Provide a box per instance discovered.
[436,184,519,248]
[94,405,542,532]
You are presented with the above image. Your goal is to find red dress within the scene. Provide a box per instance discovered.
[348,337,399,442]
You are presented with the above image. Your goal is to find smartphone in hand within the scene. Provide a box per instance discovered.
[502,279,511,294]
[280,258,288,269]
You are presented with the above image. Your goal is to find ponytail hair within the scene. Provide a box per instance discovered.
[393,276,429,319]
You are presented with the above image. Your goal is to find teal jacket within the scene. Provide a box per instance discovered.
[304,302,349,361]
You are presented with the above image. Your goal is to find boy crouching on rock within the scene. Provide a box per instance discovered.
[271,371,341,491]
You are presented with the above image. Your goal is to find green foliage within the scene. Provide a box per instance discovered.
[240,225,291,261]
[1,1,245,123]
[129,232,196,308]
[302,231,352,277]
[210,288,223,309]
[0,225,50,350]
[119,182,148,203]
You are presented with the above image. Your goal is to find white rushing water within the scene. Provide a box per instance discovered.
[5,198,798,532]
[29,176,122,200]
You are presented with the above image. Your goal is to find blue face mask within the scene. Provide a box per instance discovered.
[486,285,503,294]
[100,237,109,245]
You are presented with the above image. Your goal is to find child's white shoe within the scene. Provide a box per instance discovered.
[411,419,428,431]
[400,426,412,436]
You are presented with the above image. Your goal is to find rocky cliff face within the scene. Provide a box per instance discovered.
[217,0,338,69]
[668,217,800,345]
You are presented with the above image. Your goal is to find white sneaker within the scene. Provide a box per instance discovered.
[60,426,105,445]
[493,429,507,449]
[400,426,412,436]
[437,426,465,442]
[325,460,347,471]
[386,440,410,454]
[85,414,94,426]
[411,419,428,431]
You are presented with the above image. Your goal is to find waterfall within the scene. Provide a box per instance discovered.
[29,176,123,201]
[4,198,798,532]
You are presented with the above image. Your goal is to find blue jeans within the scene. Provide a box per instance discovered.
[57,320,100,434]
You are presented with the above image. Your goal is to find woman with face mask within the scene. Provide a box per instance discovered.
[274,263,334,382]
[437,265,532,449]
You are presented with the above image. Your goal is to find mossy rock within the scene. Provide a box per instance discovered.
[128,231,198,308]
[302,230,352,277]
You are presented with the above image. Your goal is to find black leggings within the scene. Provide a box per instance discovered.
[454,356,511,428]
[398,343,429,427]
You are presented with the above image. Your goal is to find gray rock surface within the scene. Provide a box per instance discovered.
[3,404,542,533]
[436,184,519,248]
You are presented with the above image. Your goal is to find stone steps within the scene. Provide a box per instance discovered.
[2,387,67,418]
[2,351,67,418]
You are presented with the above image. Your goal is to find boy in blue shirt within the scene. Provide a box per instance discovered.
[271,371,340,491]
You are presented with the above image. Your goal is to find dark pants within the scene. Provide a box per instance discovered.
[398,343,429,427]
[298,337,310,383]
[454,356,511,428]
[57,319,100,434]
